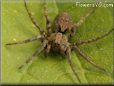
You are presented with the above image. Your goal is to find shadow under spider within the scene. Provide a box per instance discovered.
[6,0,114,83]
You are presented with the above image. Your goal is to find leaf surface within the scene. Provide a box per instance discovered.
[2,0,113,84]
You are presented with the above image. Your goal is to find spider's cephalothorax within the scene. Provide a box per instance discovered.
[54,12,76,37]
[6,0,114,83]
[54,8,97,38]
[45,32,70,55]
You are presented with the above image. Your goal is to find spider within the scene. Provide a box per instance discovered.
[6,0,113,83]
[54,7,96,38]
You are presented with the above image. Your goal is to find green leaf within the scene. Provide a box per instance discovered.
[2,0,113,84]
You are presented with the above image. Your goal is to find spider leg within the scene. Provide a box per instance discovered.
[24,0,44,35]
[76,28,114,46]
[18,48,43,69]
[66,48,81,83]
[75,7,96,28]
[6,36,40,45]
[44,3,52,35]
[44,44,51,57]
[73,45,106,72]
[18,40,47,69]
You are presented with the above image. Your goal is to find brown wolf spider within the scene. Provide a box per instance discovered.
[6,0,114,83]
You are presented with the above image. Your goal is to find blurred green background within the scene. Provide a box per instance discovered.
[2,0,113,84]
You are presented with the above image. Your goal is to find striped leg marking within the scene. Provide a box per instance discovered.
[24,0,44,35]
[76,28,114,46]
[73,45,106,72]
[6,36,39,45]
[44,3,52,35]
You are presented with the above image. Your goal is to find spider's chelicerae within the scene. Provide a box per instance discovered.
[6,0,113,83]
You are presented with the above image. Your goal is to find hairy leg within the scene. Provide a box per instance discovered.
[18,48,43,69]
[66,48,81,83]
[24,0,44,35]
[73,45,105,72]
[18,40,47,69]
[76,28,114,46]
[44,44,51,56]
[6,36,40,45]
[44,3,52,35]
[75,7,96,28]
